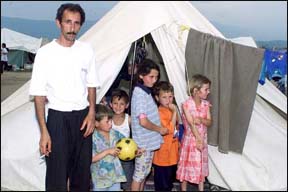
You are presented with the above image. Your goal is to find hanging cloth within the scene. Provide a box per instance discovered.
[185,28,264,153]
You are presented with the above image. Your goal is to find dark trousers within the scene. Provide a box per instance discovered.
[2,61,11,71]
[153,164,177,191]
[0,61,3,74]
[45,108,92,191]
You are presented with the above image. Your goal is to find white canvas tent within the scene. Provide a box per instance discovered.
[1,28,43,69]
[1,2,287,191]
[207,36,287,190]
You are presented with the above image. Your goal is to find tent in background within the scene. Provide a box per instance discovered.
[1,2,287,191]
[1,28,43,70]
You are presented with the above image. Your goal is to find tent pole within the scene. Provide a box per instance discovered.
[128,40,137,114]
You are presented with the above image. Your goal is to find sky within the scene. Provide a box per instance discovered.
[1,1,287,41]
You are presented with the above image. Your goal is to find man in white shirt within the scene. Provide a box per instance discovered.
[29,3,100,191]
[1,43,9,73]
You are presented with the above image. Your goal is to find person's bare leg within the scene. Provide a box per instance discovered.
[139,180,145,191]
[198,181,204,191]
[67,178,70,191]
[181,181,187,191]
[131,179,141,191]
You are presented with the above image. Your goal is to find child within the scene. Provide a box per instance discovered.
[152,81,179,191]
[176,74,212,191]
[130,59,169,191]
[109,89,134,191]
[90,104,126,191]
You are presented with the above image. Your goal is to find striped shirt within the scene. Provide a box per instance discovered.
[131,84,163,151]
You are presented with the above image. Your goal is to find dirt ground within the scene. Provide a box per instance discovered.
[1,71,32,102]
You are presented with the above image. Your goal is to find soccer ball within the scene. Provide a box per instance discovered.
[116,138,138,161]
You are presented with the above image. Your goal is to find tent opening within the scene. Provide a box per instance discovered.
[101,33,169,113]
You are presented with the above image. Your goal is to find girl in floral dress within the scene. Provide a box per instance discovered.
[176,74,212,191]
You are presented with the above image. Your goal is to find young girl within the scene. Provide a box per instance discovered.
[152,81,179,191]
[109,89,134,191]
[176,74,212,191]
[130,59,168,191]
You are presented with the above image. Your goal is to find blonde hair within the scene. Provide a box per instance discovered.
[188,74,211,96]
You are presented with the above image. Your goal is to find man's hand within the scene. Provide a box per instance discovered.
[80,112,95,137]
[34,96,51,156]
[40,130,51,156]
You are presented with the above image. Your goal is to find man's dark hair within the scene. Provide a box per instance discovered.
[2,43,9,51]
[56,3,85,25]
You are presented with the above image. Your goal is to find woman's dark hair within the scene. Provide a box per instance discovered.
[56,3,85,25]
[133,59,160,85]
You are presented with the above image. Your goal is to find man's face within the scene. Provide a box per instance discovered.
[57,10,81,42]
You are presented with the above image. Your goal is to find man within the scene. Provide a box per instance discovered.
[1,43,9,73]
[29,3,100,191]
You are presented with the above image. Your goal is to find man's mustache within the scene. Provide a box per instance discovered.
[67,32,77,35]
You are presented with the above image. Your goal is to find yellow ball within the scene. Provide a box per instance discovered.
[116,138,138,161]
